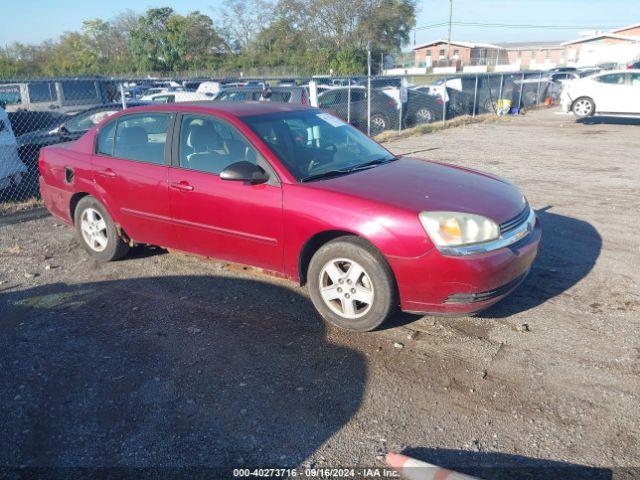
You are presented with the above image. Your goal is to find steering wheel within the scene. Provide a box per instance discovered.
[306,143,338,173]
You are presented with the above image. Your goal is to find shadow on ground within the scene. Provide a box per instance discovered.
[578,116,640,126]
[402,447,612,480]
[0,275,366,469]
[484,207,601,318]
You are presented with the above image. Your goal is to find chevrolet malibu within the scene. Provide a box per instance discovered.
[39,102,541,331]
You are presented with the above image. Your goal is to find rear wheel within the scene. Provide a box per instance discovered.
[307,237,397,332]
[74,196,130,262]
[572,97,595,118]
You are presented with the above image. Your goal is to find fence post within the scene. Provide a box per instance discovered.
[517,72,525,111]
[536,70,542,105]
[347,78,351,124]
[120,83,126,109]
[441,76,447,125]
[473,74,478,117]
[498,73,504,102]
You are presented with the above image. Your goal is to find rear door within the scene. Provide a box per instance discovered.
[167,113,283,272]
[92,112,176,248]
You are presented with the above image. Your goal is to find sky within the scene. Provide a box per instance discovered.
[1,0,640,47]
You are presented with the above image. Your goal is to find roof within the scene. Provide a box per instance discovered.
[412,39,502,50]
[611,23,640,34]
[120,101,313,118]
[562,33,640,46]
[496,41,564,50]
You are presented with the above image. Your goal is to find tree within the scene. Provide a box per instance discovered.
[217,0,274,53]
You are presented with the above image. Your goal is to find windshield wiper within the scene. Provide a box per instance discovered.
[299,157,397,183]
[350,156,397,171]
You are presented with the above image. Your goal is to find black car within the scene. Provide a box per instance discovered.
[317,87,400,135]
[402,89,444,126]
[17,102,146,166]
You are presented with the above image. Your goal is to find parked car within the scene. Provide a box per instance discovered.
[214,86,309,105]
[39,102,540,331]
[0,79,119,114]
[317,86,400,135]
[139,87,176,101]
[561,70,640,118]
[17,102,145,166]
[628,60,640,70]
[0,106,27,192]
[147,91,215,103]
[402,89,444,126]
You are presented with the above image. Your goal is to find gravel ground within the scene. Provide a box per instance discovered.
[1,109,639,479]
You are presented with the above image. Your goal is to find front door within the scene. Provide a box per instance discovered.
[92,112,176,248]
[168,113,283,272]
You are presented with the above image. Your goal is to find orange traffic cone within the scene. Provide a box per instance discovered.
[544,96,552,106]
[386,452,481,480]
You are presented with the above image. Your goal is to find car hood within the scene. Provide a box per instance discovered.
[306,157,527,224]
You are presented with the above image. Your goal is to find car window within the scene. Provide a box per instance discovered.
[152,95,175,103]
[28,82,57,102]
[67,109,118,133]
[113,113,169,164]
[595,74,625,85]
[61,81,99,104]
[318,91,338,107]
[96,120,117,156]
[630,74,640,86]
[218,91,253,102]
[263,91,291,102]
[178,114,261,175]
[350,90,366,101]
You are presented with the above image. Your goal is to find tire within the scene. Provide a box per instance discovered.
[307,236,397,332]
[74,196,130,262]
[572,97,595,119]
[369,113,389,136]
[414,106,435,125]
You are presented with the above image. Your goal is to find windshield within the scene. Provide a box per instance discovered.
[242,110,395,181]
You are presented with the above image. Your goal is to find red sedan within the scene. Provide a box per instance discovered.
[39,102,540,331]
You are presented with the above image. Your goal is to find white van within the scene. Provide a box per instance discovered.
[0,107,27,190]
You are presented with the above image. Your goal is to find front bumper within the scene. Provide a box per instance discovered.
[390,217,541,315]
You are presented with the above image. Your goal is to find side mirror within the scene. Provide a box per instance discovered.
[220,161,269,184]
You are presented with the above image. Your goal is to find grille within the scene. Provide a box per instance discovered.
[444,271,529,304]
[500,205,530,234]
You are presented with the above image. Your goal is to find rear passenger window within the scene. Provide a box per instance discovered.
[96,120,117,156]
[113,114,169,164]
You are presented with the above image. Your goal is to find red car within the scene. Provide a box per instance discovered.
[39,102,540,331]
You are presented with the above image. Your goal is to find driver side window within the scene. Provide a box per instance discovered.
[178,114,261,175]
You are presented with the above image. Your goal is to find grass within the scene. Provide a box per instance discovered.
[374,113,511,143]
[0,197,43,215]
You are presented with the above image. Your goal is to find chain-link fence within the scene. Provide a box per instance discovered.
[0,72,556,209]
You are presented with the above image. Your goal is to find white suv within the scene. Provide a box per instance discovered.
[0,106,27,190]
[561,70,640,118]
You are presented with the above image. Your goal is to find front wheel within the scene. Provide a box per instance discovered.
[307,237,397,332]
[74,196,130,262]
[414,106,435,125]
[369,113,389,136]
[572,97,595,118]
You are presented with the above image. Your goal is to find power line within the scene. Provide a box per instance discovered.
[414,21,620,31]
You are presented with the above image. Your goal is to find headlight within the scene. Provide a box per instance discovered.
[419,211,499,248]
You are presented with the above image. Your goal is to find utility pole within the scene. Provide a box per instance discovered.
[446,0,453,62]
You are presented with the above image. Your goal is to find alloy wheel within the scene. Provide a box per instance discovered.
[80,207,108,252]
[318,258,374,319]
[574,99,593,117]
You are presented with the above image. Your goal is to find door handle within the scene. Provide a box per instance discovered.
[170,181,194,192]
[98,168,116,178]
